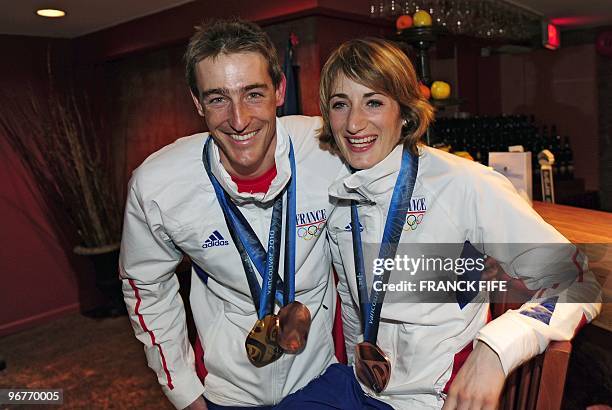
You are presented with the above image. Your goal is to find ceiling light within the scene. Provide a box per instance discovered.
[36,8,66,18]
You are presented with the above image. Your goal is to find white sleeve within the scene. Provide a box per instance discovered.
[120,179,204,409]
[465,168,602,376]
[327,229,363,365]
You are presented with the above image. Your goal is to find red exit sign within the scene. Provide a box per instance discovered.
[543,22,560,50]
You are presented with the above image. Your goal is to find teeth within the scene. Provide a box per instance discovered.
[230,130,257,141]
[348,136,377,146]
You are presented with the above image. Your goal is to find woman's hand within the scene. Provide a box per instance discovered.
[442,341,505,410]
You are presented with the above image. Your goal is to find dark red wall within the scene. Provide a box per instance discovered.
[0,36,104,335]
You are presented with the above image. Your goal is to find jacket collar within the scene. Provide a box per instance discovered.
[209,117,291,204]
[329,144,423,203]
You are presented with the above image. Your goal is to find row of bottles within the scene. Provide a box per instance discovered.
[430,115,575,181]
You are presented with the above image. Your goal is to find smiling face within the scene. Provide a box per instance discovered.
[328,74,403,170]
[191,52,286,179]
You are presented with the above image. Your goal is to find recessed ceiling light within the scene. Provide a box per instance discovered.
[36,8,66,18]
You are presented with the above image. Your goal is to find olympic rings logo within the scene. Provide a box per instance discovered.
[403,212,425,231]
[297,222,326,240]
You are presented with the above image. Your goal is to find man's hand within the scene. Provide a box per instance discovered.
[184,396,208,410]
[442,341,505,410]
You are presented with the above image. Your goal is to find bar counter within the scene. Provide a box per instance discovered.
[533,201,612,243]
[532,201,612,331]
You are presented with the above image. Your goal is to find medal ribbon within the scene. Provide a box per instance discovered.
[202,137,297,318]
[351,146,418,343]
[284,140,297,306]
[216,184,285,304]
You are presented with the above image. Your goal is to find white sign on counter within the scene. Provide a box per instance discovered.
[489,152,533,205]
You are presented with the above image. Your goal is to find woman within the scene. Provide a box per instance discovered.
[319,38,600,410]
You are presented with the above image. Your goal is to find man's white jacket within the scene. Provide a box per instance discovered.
[327,144,602,410]
[120,116,344,408]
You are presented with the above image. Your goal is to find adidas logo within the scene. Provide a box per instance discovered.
[343,222,364,232]
[202,230,230,249]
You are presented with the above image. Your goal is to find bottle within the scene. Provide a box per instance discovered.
[532,121,543,184]
[551,125,563,153]
[558,143,567,180]
[548,125,559,178]
[540,125,549,150]
[473,132,483,163]
[563,136,574,180]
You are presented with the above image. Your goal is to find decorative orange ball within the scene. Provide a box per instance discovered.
[418,83,431,99]
[396,15,413,30]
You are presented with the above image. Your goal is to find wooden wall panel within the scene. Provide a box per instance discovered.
[103,44,202,178]
[500,45,599,191]
[75,0,318,64]
[597,44,612,211]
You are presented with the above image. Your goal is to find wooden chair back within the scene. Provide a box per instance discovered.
[499,340,572,410]
[493,293,572,410]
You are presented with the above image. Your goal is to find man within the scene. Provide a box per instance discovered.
[119,19,343,409]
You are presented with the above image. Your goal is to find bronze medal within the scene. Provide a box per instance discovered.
[277,301,311,354]
[355,341,391,394]
[245,314,283,368]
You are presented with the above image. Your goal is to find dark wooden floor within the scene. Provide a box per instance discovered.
[0,310,609,409]
[0,313,173,409]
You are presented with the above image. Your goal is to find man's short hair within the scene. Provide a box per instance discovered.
[184,18,283,97]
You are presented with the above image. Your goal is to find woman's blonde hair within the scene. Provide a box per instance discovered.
[319,37,434,155]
